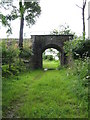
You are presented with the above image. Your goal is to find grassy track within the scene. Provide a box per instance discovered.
[43,60,60,69]
[2,68,88,118]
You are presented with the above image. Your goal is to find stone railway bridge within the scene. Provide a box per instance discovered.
[31,35,73,69]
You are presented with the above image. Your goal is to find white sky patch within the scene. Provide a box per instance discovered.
[88,1,90,38]
[0,0,89,38]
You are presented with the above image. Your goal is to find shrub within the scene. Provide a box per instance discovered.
[43,55,54,61]
[64,38,90,59]
[72,40,90,59]
[1,39,33,77]
[65,57,89,103]
[2,40,19,66]
[19,47,32,60]
[1,40,20,76]
[2,65,13,77]
[64,37,89,87]
[1,40,26,77]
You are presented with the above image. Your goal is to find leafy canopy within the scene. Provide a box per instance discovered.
[51,24,75,35]
[0,0,41,34]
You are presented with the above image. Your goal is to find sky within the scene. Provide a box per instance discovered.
[0,0,90,38]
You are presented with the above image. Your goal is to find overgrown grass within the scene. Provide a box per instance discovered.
[43,60,60,69]
[2,60,88,118]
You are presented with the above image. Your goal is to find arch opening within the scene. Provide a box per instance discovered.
[31,35,73,69]
[42,48,61,70]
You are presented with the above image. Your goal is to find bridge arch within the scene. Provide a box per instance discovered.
[31,35,73,69]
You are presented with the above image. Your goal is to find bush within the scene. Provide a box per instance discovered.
[66,58,89,103]
[19,48,32,60]
[2,65,13,77]
[1,40,20,77]
[64,37,89,87]
[2,40,20,66]
[43,55,54,61]
[64,38,90,59]
[1,40,28,77]
[73,40,90,59]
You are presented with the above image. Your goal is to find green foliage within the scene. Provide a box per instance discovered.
[64,36,89,100]
[19,40,32,59]
[73,40,90,59]
[0,14,8,26]
[2,40,19,65]
[24,1,41,26]
[73,58,89,86]
[51,24,75,35]
[0,1,13,34]
[1,40,20,77]
[67,58,89,104]
[0,14,12,35]
[0,1,41,35]
[43,55,54,61]
[2,65,13,77]
[1,40,32,77]
[64,37,90,59]
[2,64,20,77]
[20,48,32,60]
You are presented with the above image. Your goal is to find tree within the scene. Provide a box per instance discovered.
[51,24,75,35]
[76,0,87,40]
[0,1,13,35]
[0,0,41,49]
[19,1,41,49]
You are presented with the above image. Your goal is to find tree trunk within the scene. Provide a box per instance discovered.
[19,1,24,50]
[82,0,87,40]
[82,7,85,40]
[19,14,24,50]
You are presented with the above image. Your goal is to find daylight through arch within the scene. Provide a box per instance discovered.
[43,48,60,69]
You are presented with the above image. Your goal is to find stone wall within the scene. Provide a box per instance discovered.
[31,35,73,69]
[0,38,32,47]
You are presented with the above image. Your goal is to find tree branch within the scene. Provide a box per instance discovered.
[87,15,90,20]
[76,4,82,9]
[83,0,87,8]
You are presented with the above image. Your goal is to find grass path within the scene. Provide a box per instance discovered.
[43,60,60,69]
[2,69,88,118]
[2,70,44,118]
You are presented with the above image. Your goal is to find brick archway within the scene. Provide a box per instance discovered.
[31,35,73,69]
